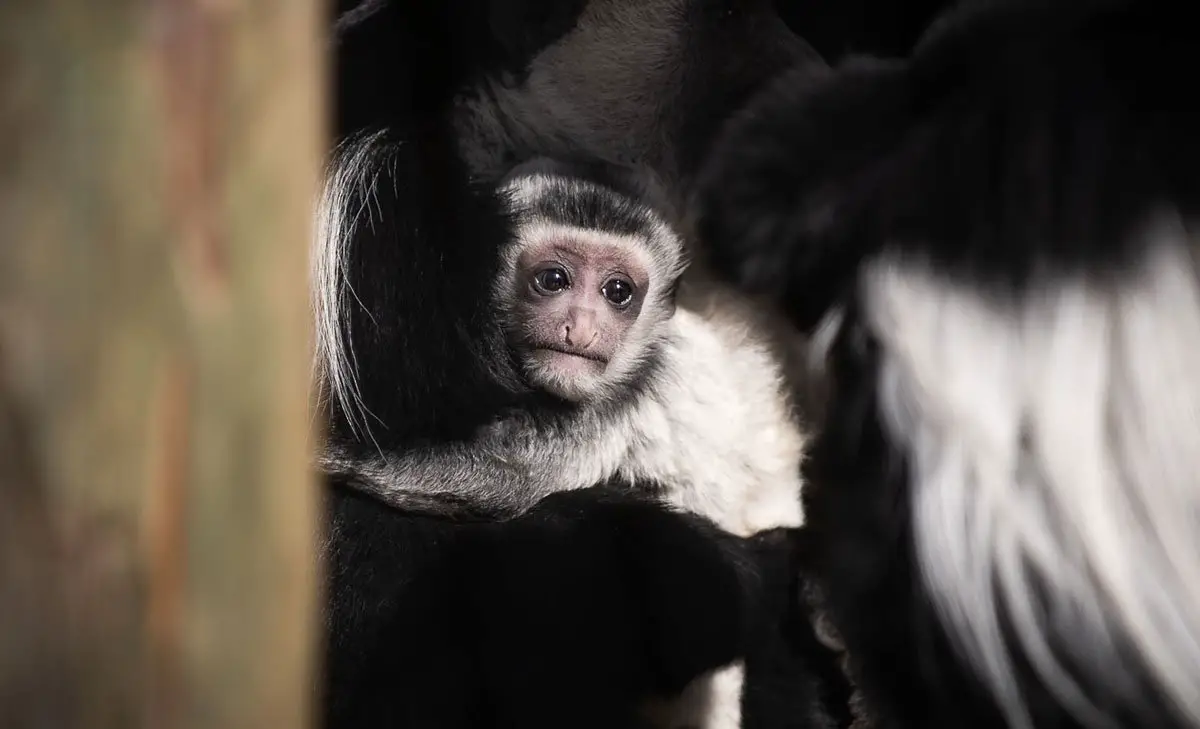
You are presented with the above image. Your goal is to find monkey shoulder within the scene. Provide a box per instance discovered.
[668,308,806,463]
[617,308,806,536]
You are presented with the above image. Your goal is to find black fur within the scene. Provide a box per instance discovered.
[741,530,855,729]
[324,0,817,456]
[698,0,1200,332]
[324,0,588,453]
[698,1,1200,727]
[325,475,851,729]
[320,132,530,450]
[801,295,1181,729]
[799,303,1013,729]
[772,0,952,62]
[668,0,823,188]
[323,479,762,729]
[501,156,682,240]
[693,57,904,331]
[320,2,841,728]
[334,0,588,140]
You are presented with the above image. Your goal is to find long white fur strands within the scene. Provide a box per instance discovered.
[863,212,1200,729]
[311,130,392,448]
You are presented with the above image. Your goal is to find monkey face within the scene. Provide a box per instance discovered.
[510,236,651,402]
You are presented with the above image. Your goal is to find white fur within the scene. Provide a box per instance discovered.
[617,306,804,729]
[316,0,714,439]
[861,212,1200,729]
[584,304,805,729]
[620,307,806,536]
[497,174,687,285]
[316,144,802,729]
[341,303,807,536]
[330,255,805,729]
[324,302,804,729]
[668,660,749,729]
[485,173,802,539]
[312,131,390,447]
[495,171,688,404]
[316,10,802,726]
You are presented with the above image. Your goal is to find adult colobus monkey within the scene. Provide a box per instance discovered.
[318,2,844,728]
[697,1,1200,728]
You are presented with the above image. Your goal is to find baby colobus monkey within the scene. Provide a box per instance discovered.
[496,157,806,532]
[334,157,806,538]
[326,157,806,729]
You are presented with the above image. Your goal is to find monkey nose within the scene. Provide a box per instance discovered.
[563,320,596,348]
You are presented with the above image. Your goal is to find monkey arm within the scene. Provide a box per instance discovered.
[320,416,621,517]
[322,478,759,729]
[338,443,544,516]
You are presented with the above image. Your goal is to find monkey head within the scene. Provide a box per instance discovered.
[495,161,687,405]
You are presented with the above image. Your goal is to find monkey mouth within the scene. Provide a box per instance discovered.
[534,346,609,365]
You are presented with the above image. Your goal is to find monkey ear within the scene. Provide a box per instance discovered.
[661,275,682,319]
[694,58,915,333]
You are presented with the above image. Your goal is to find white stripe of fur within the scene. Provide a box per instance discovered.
[312,130,390,446]
[864,212,1200,729]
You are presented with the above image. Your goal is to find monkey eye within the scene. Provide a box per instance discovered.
[601,278,635,308]
[533,267,570,294]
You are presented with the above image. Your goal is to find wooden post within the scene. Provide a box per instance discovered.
[0,1,324,727]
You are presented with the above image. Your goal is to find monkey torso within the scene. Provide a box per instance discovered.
[499,306,807,537]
